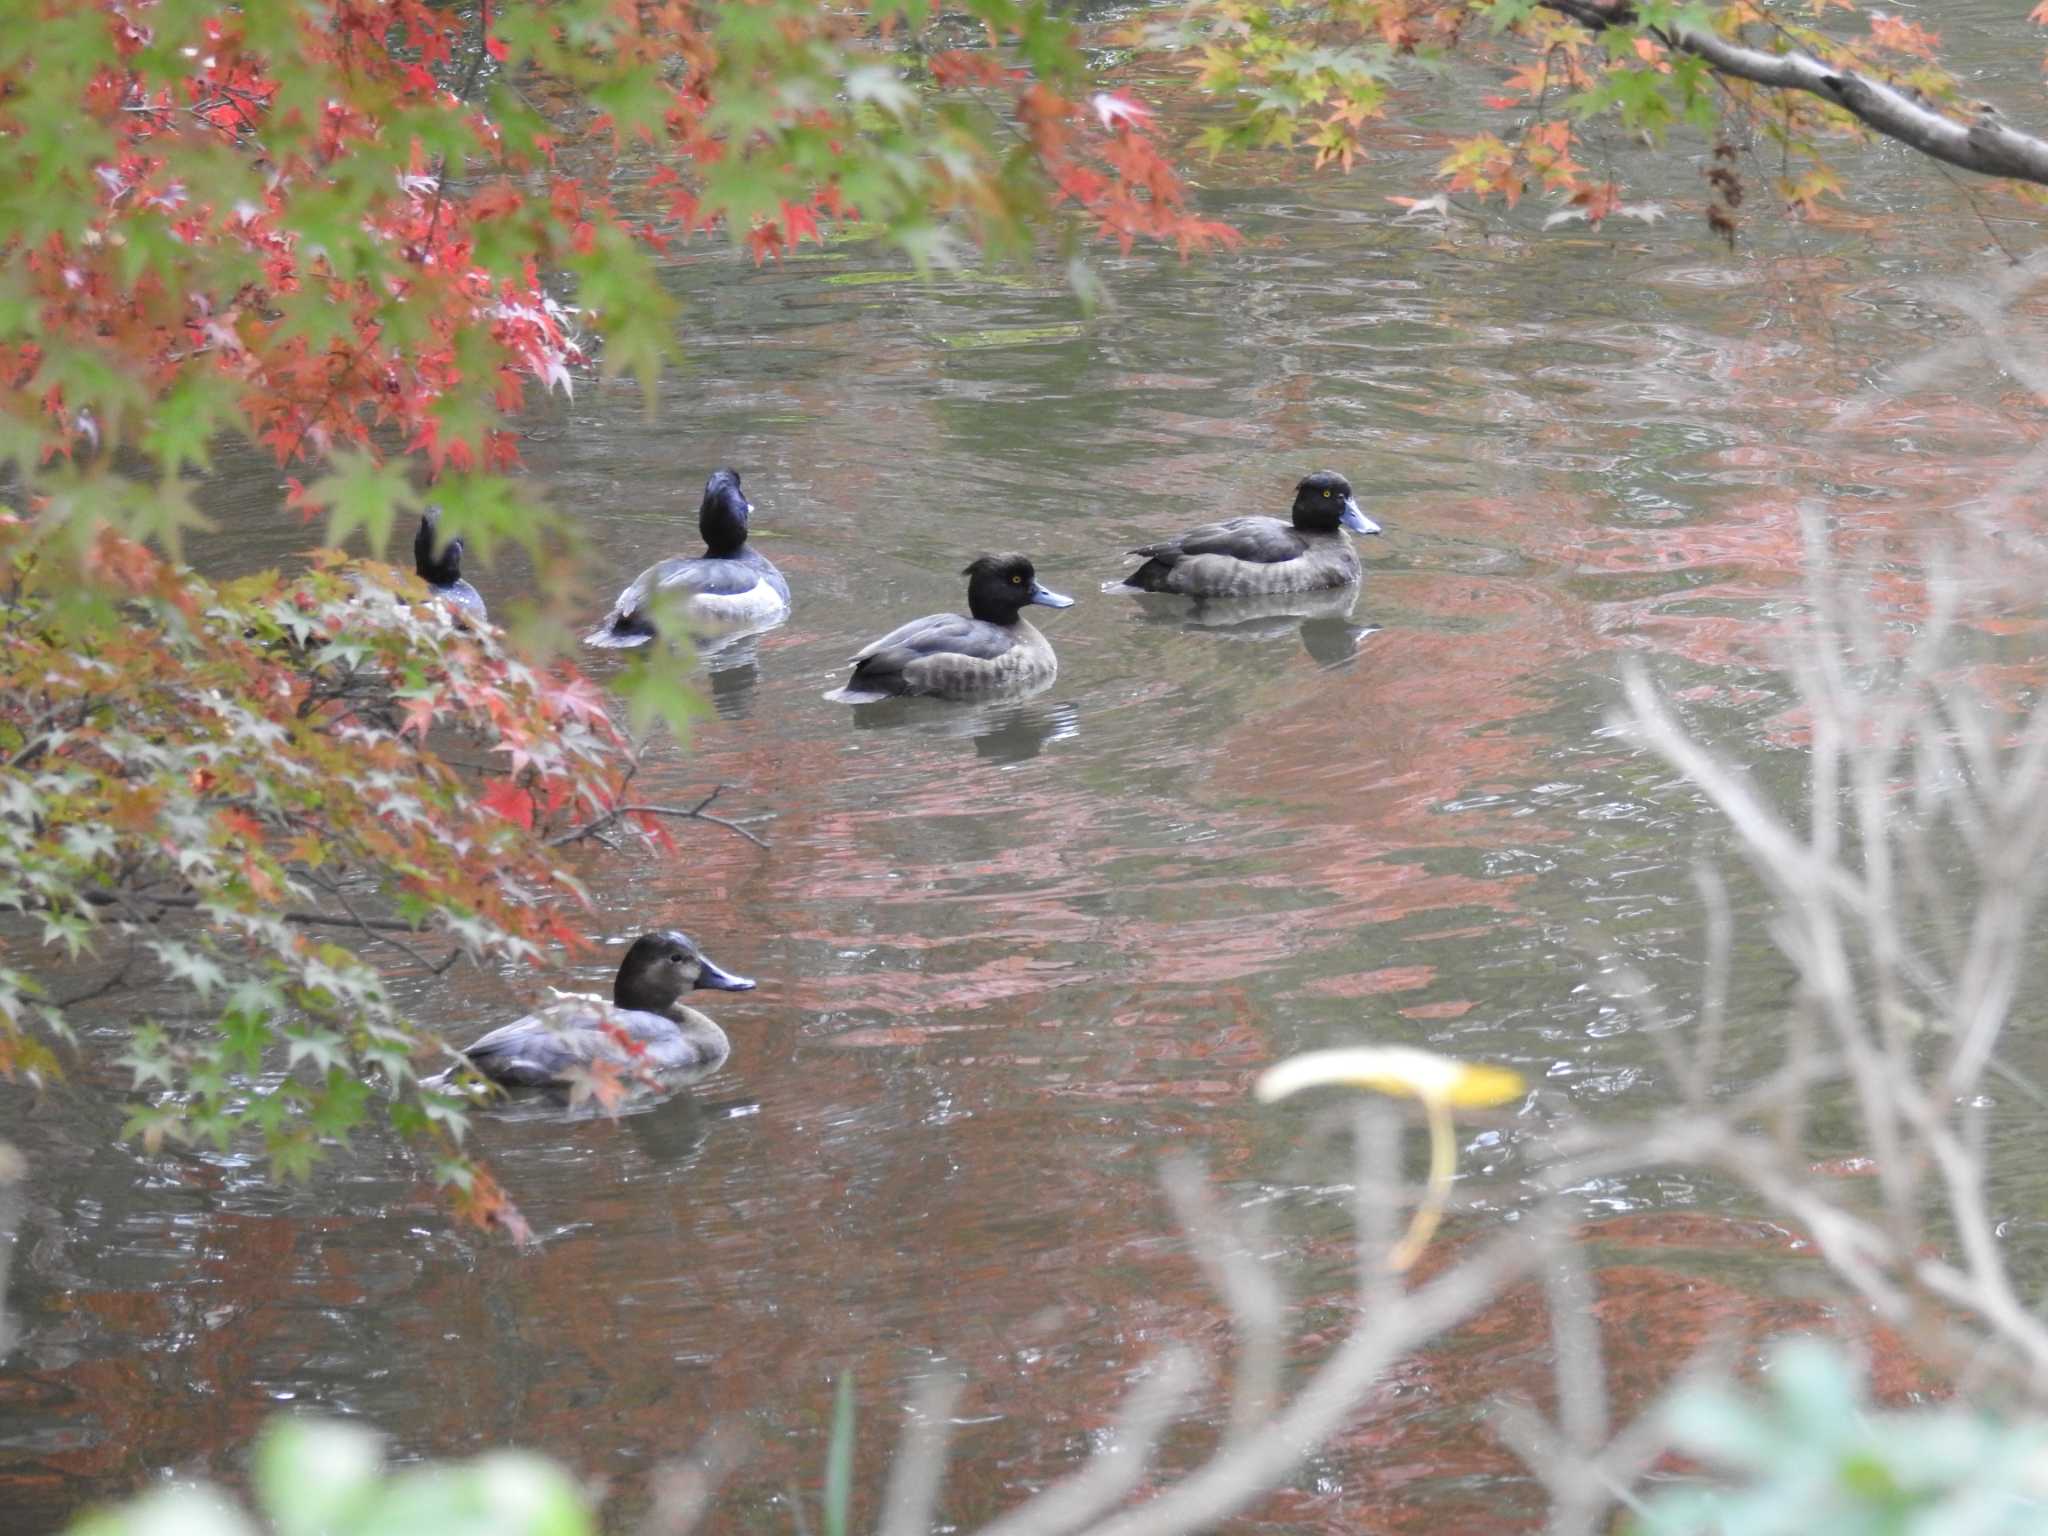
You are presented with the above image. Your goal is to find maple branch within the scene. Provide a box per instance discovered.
[299,870,465,975]
[549,784,771,850]
[71,888,435,935]
[50,943,140,1010]
[415,0,495,264]
[1541,0,2048,187]
[6,698,98,770]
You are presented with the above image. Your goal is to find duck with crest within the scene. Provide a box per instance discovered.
[414,508,486,623]
[1112,471,1380,598]
[585,468,791,649]
[827,553,1074,703]
[426,931,756,1093]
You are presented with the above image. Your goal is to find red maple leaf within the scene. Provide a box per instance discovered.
[780,199,821,247]
[397,695,438,740]
[479,779,534,829]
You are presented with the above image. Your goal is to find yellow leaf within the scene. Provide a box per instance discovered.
[1254,1046,1524,1109]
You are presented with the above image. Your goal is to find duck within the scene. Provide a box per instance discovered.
[425,930,756,1093]
[585,468,791,649]
[826,552,1074,703]
[1112,471,1381,598]
[414,508,487,623]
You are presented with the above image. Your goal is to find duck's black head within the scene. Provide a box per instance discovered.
[698,469,753,558]
[613,929,756,1013]
[414,508,464,587]
[963,552,1075,625]
[1290,471,1380,537]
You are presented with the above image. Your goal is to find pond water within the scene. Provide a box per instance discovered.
[9,9,2048,1531]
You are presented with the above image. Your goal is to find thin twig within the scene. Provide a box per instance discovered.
[49,943,140,1010]
[299,869,463,974]
[549,784,771,850]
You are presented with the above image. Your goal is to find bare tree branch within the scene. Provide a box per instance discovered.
[879,1374,967,1536]
[640,1424,754,1536]
[1159,1155,1284,1445]
[300,869,464,975]
[976,1348,1205,1536]
[1543,0,2048,188]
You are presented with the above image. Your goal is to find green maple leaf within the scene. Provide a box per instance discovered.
[267,1128,321,1183]
[115,1024,176,1090]
[146,940,225,998]
[307,1070,368,1140]
[120,1104,187,1154]
[304,452,420,557]
[282,1028,346,1075]
[141,371,243,476]
[123,475,216,560]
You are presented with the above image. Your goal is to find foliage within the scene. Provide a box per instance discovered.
[1143,1,2048,229]
[0,515,680,1229]
[3,0,1239,554]
[0,0,1240,1221]
[1633,1339,2048,1534]
[65,1417,591,1536]
[50,1322,2048,1535]
[7,0,2046,1236]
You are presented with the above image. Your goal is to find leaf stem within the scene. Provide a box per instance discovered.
[1387,1096,1456,1273]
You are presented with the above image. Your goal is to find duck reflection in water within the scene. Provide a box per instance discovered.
[1121,584,1379,668]
[705,637,763,719]
[849,694,1080,763]
[621,1092,760,1164]
[579,598,780,724]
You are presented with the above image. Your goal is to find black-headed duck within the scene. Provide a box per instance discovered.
[1113,471,1380,598]
[426,931,756,1093]
[414,509,486,623]
[827,552,1074,703]
[585,468,791,649]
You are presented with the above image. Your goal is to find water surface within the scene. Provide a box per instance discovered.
[9,13,2048,1530]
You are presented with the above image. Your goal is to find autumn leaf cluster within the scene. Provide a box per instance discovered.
[1150,0,2048,227]
[0,0,1248,1228]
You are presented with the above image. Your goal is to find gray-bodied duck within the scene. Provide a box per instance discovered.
[827,552,1074,703]
[585,469,791,649]
[1112,471,1380,598]
[426,931,756,1093]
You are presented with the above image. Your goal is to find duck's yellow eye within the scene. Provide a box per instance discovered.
[1324,489,1335,498]
[1011,574,1024,584]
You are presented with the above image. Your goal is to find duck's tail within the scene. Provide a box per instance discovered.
[583,612,657,649]
[1114,558,1178,593]
[823,682,896,705]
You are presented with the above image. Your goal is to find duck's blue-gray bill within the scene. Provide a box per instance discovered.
[695,958,757,991]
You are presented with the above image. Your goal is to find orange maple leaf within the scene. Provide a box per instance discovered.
[1868,15,1939,59]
